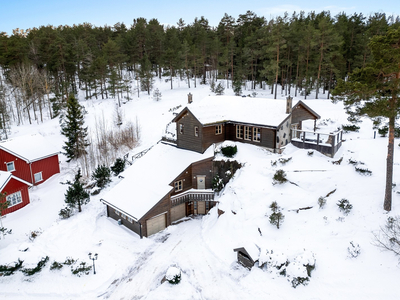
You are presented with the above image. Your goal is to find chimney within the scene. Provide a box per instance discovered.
[188,93,193,104]
[286,95,293,114]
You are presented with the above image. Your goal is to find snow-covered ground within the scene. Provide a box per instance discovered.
[1,78,400,300]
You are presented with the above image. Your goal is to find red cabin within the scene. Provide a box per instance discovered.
[0,171,32,215]
[0,135,60,185]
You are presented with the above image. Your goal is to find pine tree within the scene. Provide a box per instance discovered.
[269,201,285,229]
[61,94,89,162]
[332,27,400,211]
[92,165,111,189]
[153,88,162,101]
[64,169,90,213]
[111,158,125,176]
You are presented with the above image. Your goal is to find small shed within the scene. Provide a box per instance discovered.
[234,245,260,270]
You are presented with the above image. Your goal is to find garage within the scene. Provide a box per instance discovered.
[171,203,186,222]
[146,213,167,236]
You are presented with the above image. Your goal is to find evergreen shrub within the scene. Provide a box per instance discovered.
[71,262,92,276]
[111,158,125,176]
[273,170,288,185]
[221,145,237,157]
[0,259,23,276]
[342,124,360,132]
[92,165,111,189]
[337,199,353,215]
[21,256,49,276]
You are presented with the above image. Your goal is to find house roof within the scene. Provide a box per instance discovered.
[0,170,33,192]
[0,134,60,163]
[173,96,319,127]
[101,143,214,220]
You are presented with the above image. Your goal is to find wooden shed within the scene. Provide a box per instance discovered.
[234,245,260,270]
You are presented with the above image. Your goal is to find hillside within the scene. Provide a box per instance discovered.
[1,79,400,300]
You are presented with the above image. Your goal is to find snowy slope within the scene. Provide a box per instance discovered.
[1,78,400,300]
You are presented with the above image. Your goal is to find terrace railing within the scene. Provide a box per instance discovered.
[171,189,214,207]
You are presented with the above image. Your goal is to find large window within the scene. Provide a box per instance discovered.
[236,125,243,139]
[6,161,15,172]
[179,124,184,134]
[174,180,183,192]
[215,125,222,135]
[34,172,43,183]
[253,128,261,142]
[244,126,251,140]
[7,191,22,208]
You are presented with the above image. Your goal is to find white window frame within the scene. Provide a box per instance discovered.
[215,125,222,135]
[115,210,120,216]
[253,127,261,142]
[175,180,183,192]
[6,161,15,172]
[34,172,43,183]
[244,126,251,141]
[179,124,184,134]
[194,126,199,137]
[7,191,22,208]
[236,125,243,139]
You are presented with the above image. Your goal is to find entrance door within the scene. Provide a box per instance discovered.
[198,201,206,214]
[197,175,206,189]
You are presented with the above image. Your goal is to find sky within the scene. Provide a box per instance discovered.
[0,0,399,36]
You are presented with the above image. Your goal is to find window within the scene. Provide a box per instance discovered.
[6,161,15,172]
[127,216,133,223]
[244,126,251,140]
[179,124,184,134]
[194,126,199,137]
[34,172,43,183]
[253,128,261,142]
[236,125,243,139]
[121,213,127,220]
[115,210,120,216]
[215,125,222,135]
[175,180,183,192]
[7,191,22,208]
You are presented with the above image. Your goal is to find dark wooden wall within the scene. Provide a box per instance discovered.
[107,206,142,236]
[225,123,276,150]
[175,112,203,153]
[191,158,213,189]
[291,104,318,124]
[139,193,171,237]
[201,125,226,152]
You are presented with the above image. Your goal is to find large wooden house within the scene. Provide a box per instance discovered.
[101,143,216,238]
[0,171,32,215]
[0,135,61,186]
[172,96,320,154]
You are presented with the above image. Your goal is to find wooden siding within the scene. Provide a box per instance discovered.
[291,104,318,124]
[0,150,32,184]
[170,164,193,197]
[139,193,171,237]
[225,123,276,150]
[106,206,142,236]
[201,125,226,152]
[31,155,60,184]
[176,111,203,153]
[191,158,213,189]
[1,178,30,215]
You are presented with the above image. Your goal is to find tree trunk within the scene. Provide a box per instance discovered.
[384,114,395,211]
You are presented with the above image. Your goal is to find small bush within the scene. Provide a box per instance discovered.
[348,158,359,165]
[212,175,224,192]
[221,145,237,158]
[92,165,111,189]
[273,169,288,185]
[269,201,285,229]
[291,277,310,288]
[342,124,360,132]
[50,261,64,270]
[318,197,327,209]
[28,229,43,241]
[71,262,92,277]
[337,199,353,215]
[373,216,400,257]
[111,158,126,176]
[355,167,372,176]
[278,157,292,165]
[59,207,73,219]
[307,151,314,156]
[63,257,76,265]
[0,259,23,276]
[21,256,49,276]
[347,241,361,258]
[166,266,181,284]
[378,126,389,137]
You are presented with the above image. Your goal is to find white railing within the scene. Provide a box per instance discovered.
[171,189,214,206]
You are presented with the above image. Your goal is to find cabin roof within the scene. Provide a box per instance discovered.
[101,143,214,220]
[173,96,319,127]
[0,134,60,163]
[234,244,260,262]
[0,170,32,192]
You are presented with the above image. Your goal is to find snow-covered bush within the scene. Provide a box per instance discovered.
[166,266,181,284]
[220,143,237,158]
[0,259,23,276]
[28,229,43,241]
[347,241,361,258]
[269,201,285,229]
[21,256,49,276]
[355,167,372,175]
[71,262,92,277]
[342,124,360,132]
[272,169,288,185]
[212,175,224,192]
[111,158,125,176]
[278,157,292,165]
[318,197,327,209]
[59,207,73,219]
[337,199,353,215]
[373,216,400,257]
[50,261,64,270]
[92,165,112,189]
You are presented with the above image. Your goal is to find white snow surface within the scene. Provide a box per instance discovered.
[102,143,213,219]
[185,95,304,126]
[0,79,399,300]
[0,134,60,162]
[0,170,12,190]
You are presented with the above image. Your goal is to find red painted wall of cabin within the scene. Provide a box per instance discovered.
[0,149,60,185]
[1,178,30,215]
[31,155,60,184]
[0,150,32,183]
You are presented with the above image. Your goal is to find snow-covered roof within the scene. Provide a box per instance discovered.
[0,170,32,191]
[179,96,303,127]
[101,143,214,220]
[0,134,60,163]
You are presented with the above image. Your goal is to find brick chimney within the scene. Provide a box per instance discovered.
[188,93,193,104]
[286,95,293,114]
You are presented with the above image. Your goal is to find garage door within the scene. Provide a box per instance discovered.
[171,203,186,222]
[146,213,166,236]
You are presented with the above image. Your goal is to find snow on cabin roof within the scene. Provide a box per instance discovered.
[183,96,300,127]
[0,135,60,162]
[0,170,32,191]
[101,143,214,220]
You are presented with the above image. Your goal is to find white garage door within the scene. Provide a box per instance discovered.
[171,203,186,222]
[146,213,166,236]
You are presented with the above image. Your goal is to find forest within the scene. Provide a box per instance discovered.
[0,10,399,132]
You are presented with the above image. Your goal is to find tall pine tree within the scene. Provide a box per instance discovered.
[61,94,89,162]
[64,169,90,212]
